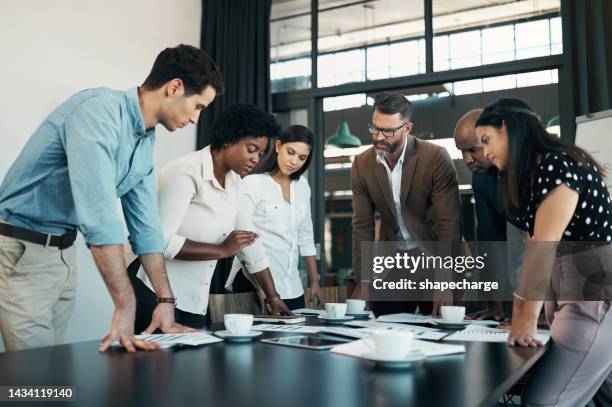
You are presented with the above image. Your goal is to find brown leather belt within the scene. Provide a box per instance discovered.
[0,222,77,249]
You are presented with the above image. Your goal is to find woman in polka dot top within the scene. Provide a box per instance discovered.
[475,99,612,406]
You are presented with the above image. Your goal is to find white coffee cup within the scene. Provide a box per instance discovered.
[224,314,253,335]
[346,299,366,314]
[325,303,347,318]
[364,329,414,359]
[440,306,466,323]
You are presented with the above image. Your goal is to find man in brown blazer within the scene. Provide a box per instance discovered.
[350,91,461,316]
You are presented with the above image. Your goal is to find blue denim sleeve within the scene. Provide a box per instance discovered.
[121,170,165,254]
[63,97,126,246]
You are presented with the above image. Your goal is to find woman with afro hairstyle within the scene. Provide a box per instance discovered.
[129,104,292,332]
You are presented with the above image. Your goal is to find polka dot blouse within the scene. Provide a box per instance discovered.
[515,151,612,242]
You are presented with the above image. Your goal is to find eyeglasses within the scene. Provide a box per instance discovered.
[368,122,408,138]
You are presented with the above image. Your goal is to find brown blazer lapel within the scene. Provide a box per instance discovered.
[400,136,418,205]
[372,153,396,221]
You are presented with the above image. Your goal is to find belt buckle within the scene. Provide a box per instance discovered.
[44,234,52,248]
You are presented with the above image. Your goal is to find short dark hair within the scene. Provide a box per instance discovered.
[373,91,413,122]
[142,44,225,96]
[209,104,280,150]
[254,125,315,181]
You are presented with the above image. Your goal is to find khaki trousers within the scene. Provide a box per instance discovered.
[0,234,77,351]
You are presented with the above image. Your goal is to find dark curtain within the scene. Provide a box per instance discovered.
[198,0,272,147]
[567,0,612,116]
[198,0,272,294]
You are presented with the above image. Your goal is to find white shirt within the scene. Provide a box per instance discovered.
[375,136,413,244]
[137,146,269,315]
[232,173,317,300]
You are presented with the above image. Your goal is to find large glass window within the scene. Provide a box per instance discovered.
[317,0,424,87]
[433,0,561,72]
[270,0,312,92]
[317,49,365,87]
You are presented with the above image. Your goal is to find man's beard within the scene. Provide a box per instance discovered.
[375,138,402,160]
[376,148,390,160]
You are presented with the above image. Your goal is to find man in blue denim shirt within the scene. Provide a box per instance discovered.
[0,44,224,352]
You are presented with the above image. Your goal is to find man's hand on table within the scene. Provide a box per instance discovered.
[98,303,195,353]
[143,303,196,334]
[99,304,157,352]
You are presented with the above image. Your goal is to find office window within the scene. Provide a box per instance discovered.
[318,49,365,88]
[550,16,563,54]
[270,0,311,92]
[449,31,481,69]
[323,94,367,112]
[483,74,516,92]
[515,19,551,59]
[433,35,450,71]
[318,0,424,54]
[482,25,515,65]
[433,0,560,72]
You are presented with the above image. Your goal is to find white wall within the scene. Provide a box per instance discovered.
[0,0,202,351]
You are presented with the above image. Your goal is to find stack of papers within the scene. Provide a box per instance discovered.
[293,308,325,316]
[251,324,322,334]
[376,313,434,324]
[331,339,465,359]
[111,332,223,349]
[444,324,550,343]
[376,313,500,326]
[345,320,447,341]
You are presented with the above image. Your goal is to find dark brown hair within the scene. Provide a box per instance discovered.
[373,91,413,122]
[476,98,605,217]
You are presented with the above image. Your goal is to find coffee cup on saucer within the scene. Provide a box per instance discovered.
[440,306,466,324]
[325,303,347,319]
[224,314,253,335]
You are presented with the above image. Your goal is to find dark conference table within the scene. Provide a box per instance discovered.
[0,319,546,407]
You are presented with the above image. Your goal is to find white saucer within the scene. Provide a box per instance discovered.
[361,350,426,369]
[317,315,355,324]
[214,330,263,342]
[431,320,469,329]
[346,311,371,319]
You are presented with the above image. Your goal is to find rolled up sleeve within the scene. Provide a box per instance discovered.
[156,165,194,259]
[298,185,316,257]
[64,98,126,247]
[121,169,165,255]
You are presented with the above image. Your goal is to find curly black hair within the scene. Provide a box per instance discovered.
[142,44,224,96]
[209,104,280,150]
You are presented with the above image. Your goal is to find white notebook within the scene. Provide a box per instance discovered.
[376,313,434,324]
[331,338,465,359]
[444,324,550,343]
[251,324,322,334]
[111,331,223,349]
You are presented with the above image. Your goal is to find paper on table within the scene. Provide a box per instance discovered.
[377,313,500,326]
[344,320,447,340]
[376,313,434,324]
[331,338,465,359]
[111,331,223,349]
[251,324,323,334]
[293,308,325,316]
[444,324,550,343]
[461,319,500,326]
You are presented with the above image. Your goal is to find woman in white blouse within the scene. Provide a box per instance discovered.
[232,125,324,310]
[128,104,292,332]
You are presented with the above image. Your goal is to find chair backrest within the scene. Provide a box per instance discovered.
[304,286,347,305]
[208,292,261,324]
